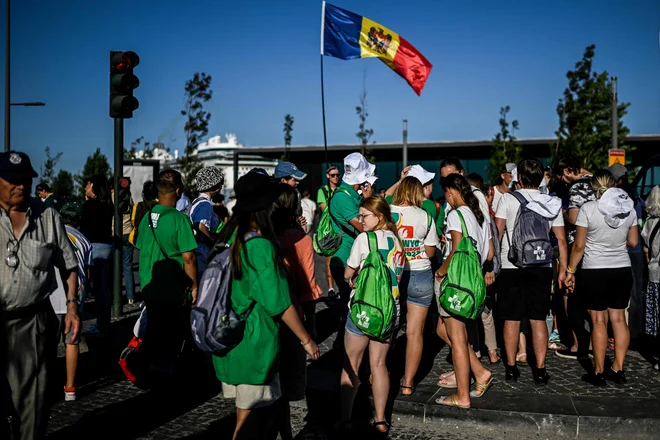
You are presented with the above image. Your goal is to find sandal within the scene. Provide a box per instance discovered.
[400,383,415,397]
[469,376,494,398]
[437,371,456,388]
[608,338,615,350]
[372,420,391,434]
[435,394,470,409]
[489,350,501,365]
[516,353,527,365]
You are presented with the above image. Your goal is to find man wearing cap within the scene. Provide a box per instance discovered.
[136,169,198,372]
[317,165,341,296]
[35,182,58,211]
[0,151,80,439]
[610,163,646,342]
[492,163,515,212]
[328,153,375,342]
[188,166,225,273]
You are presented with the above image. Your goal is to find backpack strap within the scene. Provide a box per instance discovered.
[504,191,527,247]
[367,231,378,253]
[321,186,330,202]
[454,209,470,240]
[329,187,358,239]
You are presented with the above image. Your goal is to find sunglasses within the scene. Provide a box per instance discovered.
[6,240,18,269]
[328,173,340,178]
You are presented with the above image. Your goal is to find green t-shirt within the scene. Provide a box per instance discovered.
[316,185,335,209]
[385,196,445,237]
[213,237,292,385]
[329,182,361,266]
[136,204,197,303]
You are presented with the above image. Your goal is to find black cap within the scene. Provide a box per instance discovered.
[0,151,38,181]
[233,172,280,214]
[36,182,52,192]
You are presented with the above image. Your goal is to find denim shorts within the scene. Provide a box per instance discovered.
[400,268,434,308]
[345,314,366,337]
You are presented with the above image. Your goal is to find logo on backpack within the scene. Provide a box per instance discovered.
[448,294,461,311]
[356,311,370,328]
[506,192,554,268]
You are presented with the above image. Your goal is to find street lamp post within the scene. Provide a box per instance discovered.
[5,0,10,152]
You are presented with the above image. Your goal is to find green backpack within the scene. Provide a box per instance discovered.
[313,187,355,256]
[439,210,486,320]
[349,232,395,340]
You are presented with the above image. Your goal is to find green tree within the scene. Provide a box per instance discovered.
[40,146,62,185]
[356,90,375,162]
[282,114,294,160]
[179,72,213,196]
[75,148,112,198]
[554,44,630,170]
[52,169,75,202]
[488,106,520,183]
[124,136,153,159]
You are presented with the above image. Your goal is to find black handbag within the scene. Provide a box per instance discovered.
[146,209,193,305]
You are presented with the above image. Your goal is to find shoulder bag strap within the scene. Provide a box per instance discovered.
[648,219,660,260]
[148,209,169,260]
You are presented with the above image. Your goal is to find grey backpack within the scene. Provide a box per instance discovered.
[190,232,260,357]
[506,192,554,268]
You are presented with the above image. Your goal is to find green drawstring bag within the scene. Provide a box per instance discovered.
[349,232,395,340]
[439,210,486,320]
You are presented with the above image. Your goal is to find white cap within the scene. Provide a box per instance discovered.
[407,164,435,185]
[343,152,375,185]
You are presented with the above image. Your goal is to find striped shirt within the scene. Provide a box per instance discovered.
[0,198,77,310]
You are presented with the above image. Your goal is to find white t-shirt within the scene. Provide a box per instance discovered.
[390,205,440,271]
[300,198,317,229]
[492,186,506,212]
[445,206,491,265]
[495,189,564,270]
[443,186,491,257]
[575,200,637,269]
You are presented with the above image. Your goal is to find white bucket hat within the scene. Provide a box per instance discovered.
[343,153,375,185]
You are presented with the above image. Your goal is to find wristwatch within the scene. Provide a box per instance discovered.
[66,298,80,306]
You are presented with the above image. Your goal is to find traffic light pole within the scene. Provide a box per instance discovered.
[112,117,123,319]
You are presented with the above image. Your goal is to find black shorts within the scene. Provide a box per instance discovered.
[577,267,632,311]
[497,268,552,321]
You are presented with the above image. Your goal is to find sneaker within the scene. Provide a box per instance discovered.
[327,288,336,299]
[555,349,578,360]
[548,330,560,343]
[64,386,76,401]
[128,299,134,305]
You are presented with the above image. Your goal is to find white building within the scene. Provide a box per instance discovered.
[134,133,278,197]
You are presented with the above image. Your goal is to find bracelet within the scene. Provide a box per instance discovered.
[66,298,80,306]
[567,266,576,274]
[301,334,312,346]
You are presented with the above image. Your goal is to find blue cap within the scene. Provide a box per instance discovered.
[274,162,307,180]
[0,151,38,181]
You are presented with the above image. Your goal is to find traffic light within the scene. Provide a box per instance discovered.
[110,51,140,119]
[117,176,132,214]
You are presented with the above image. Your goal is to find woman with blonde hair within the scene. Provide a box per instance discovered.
[340,196,405,434]
[565,169,638,386]
[642,185,660,371]
[389,177,439,396]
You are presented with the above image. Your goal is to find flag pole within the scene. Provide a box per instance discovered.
[320,1,328,166]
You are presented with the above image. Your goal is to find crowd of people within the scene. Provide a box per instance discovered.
[2,147,660,439]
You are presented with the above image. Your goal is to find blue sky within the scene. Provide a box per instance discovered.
[3,0,660,174]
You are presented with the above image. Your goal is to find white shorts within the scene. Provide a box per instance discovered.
[221,373,281,410]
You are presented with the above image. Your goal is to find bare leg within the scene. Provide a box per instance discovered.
[589,310,609,374]
[444,318,471,407]
[518,333,527,361]
[609,308,629,372]
[403,303,429,391]
[325,256,334,291]
[340,331,369,422]
[65,344,78,389]
[482,310,498,362]
[529,319,548,368]
[503,320,521,366]
[436,316,451,346]
[368,338,392,428]
[234,408,251,440]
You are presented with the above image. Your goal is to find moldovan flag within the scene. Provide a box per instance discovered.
[321,2,433,95]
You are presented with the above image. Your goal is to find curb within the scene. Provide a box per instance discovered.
[390,385,660,439]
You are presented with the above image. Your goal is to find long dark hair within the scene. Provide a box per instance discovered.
[441,173,485,227]
[88,174,112,206]
[216,207,283,280]
[272,184,301,235]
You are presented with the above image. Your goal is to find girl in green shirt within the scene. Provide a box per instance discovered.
[212,172,319,440]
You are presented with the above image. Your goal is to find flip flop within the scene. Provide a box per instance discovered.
[435,394,470,409]
[469,376,494,398]
[437,371,457,388]
[439,371,455,380]
[489,352,501,364]
[516,353,527,365]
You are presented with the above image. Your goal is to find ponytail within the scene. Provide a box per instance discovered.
[441,173,485,227]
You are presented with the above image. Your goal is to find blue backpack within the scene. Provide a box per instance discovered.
[190,232,260,357]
